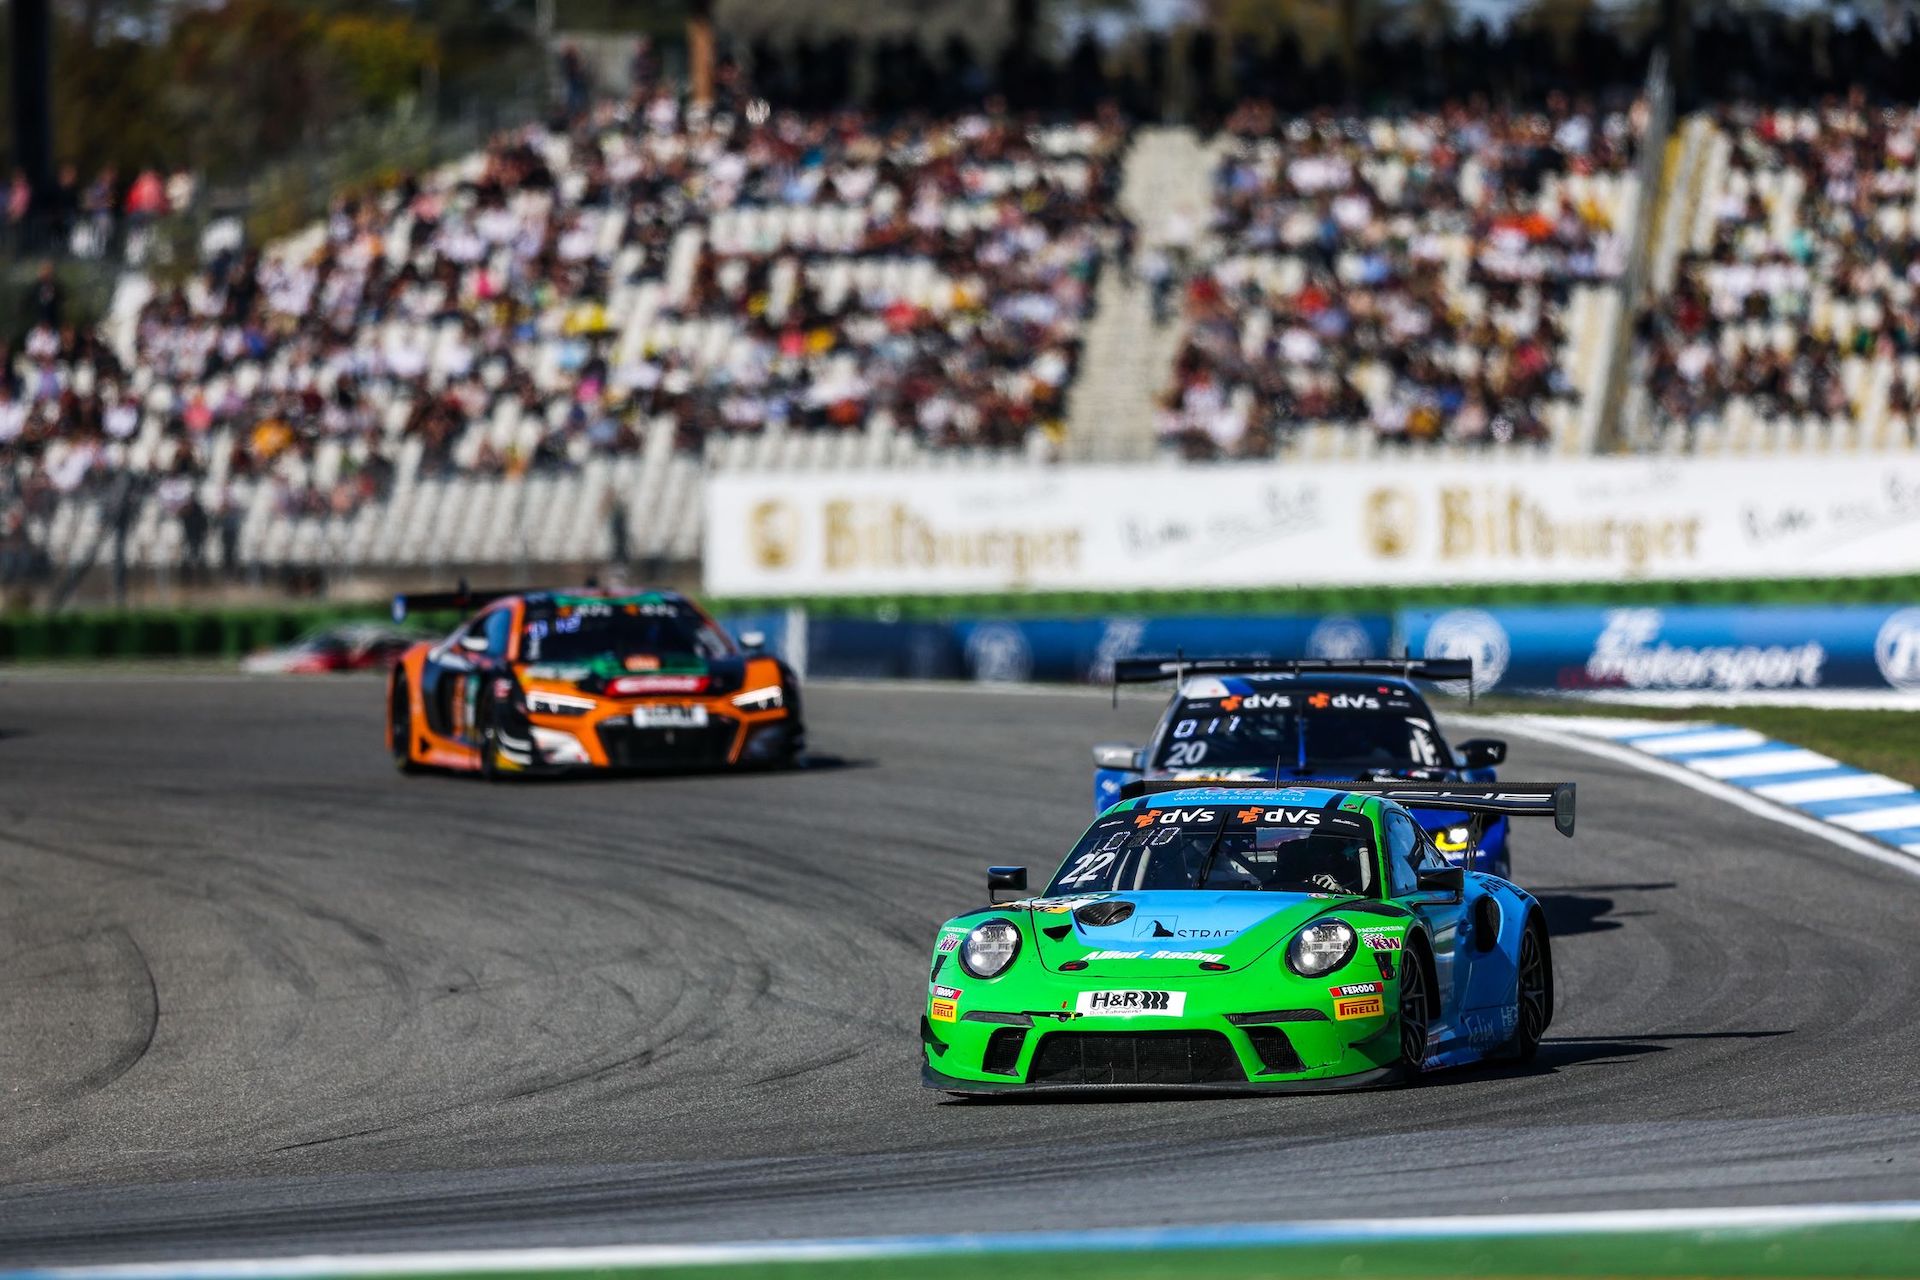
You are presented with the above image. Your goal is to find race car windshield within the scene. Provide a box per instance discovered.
[1047,807,1375,896]
[521,603,735,663]
[1153,701,1444,773]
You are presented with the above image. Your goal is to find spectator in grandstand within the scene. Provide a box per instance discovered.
[1158,94,1630,457]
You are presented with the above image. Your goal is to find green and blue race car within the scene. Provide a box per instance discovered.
[921,782,1572,1095]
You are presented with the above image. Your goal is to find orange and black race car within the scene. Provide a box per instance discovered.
[386,587,804,778]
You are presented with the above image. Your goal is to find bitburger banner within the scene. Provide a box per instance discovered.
[703,456,1920,595]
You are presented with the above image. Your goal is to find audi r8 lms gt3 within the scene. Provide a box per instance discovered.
[1092,658,1514,876]
[921,782,1572,1095]
[386,587,803,777]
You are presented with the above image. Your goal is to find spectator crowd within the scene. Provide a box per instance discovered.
[1639,93,1920,447]
[3,84,1127,543]
[1157,94,1639,457]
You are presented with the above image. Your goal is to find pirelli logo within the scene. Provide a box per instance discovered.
[1333,994,1385,1021]
[929,998,958,1023]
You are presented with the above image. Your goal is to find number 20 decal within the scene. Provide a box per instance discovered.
[1165,741,1208,767]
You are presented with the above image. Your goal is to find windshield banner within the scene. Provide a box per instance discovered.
[1399,605,1920,693]
[705,457,1920,594]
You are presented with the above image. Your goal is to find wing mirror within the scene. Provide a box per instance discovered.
[1092,742,1143,771]
[738,629,767,652]
[987,866,1028,903]
[458,634,489,653]
[1456,738,1508,768]
[1416,865,1465,897]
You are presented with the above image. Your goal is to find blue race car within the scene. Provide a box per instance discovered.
[1092,658,1514,878]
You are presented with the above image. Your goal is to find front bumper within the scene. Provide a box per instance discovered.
[920,971,1402,1093]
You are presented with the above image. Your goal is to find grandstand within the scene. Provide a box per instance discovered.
[6,26,1920,600]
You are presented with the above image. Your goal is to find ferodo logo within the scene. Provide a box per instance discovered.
[1329,982,1384,998]
[1235,807,1322,825]
[1133,807,1215,828]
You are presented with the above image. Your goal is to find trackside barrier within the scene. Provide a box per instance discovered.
[5,601,1918,693]
[1399,604,1920,694]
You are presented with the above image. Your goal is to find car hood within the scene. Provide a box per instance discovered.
[516,653,746,696]
[1019,890,1354,977]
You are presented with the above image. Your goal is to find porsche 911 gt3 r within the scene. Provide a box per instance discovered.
[387,587,803,777]
[1093,657,1514,876]
[920,782,1571,1095]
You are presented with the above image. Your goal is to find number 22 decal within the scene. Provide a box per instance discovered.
[1058,850,1117,886]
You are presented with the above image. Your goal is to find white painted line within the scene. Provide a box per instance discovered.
[1633,728,1770,755]
[1565,716,1716,739]
[21,1201,1920,1279]
[1689,748,1839,780]
[1907,843,1920,855]
[1751,773,1913,805]
[1485,717,1920,882]
[1830,803,1920,833]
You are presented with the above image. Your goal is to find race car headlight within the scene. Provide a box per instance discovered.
[1287,919,1356,977]
[526,690,596,716]
[730,684,785,711]
[529,726,591,764]
[1434,825,1473,853]
[959,918,1021,979]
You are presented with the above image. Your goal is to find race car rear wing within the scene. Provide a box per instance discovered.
[1117,780,1575,837]
[391,584,527,622]
[1111,656,1474,686]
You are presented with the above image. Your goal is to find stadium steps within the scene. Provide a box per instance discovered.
[1065,126,1218,462]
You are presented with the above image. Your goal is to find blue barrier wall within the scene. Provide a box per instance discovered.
[735,605,1920,692]
[785,614,1393,684]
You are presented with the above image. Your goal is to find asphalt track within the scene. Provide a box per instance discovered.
[3,676,1920,1265]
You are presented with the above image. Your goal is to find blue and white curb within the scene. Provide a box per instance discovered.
[1529,718,1920,859]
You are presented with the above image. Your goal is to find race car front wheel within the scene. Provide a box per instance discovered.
[1509,916,1552,1061]
[1397,946,1431,1078]
[390,676,421,774]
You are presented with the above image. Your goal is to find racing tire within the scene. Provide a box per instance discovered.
[1508,915,1553,1062]
[390,675,422,774]
[476,693,503,782]
[1397,942,1433,1080]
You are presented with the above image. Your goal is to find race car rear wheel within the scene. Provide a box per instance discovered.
[1509,916,1553,1061]
[390,675,421,774]
[1397,944,1432,1078]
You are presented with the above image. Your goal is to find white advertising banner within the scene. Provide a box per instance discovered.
[702,456,1920,595]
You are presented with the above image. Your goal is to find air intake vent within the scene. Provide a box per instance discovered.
[1243,1026,1305,1075]
[1027,1032,1244,1086]
[982,1028,1026,1075]
[1074,900,1136,928]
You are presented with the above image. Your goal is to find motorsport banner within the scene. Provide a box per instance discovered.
[703,456,1920,595]
[1399,604,1920,693]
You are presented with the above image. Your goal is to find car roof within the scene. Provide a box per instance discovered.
[1179,672,1422,695]
[1120,785,1382,815]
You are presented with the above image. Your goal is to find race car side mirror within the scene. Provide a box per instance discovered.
[1456,738,1508,768]
[1416,865,1465,898]
[738,630,767,652]
[988,866,1028,903]
[1092,742,1143,770]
